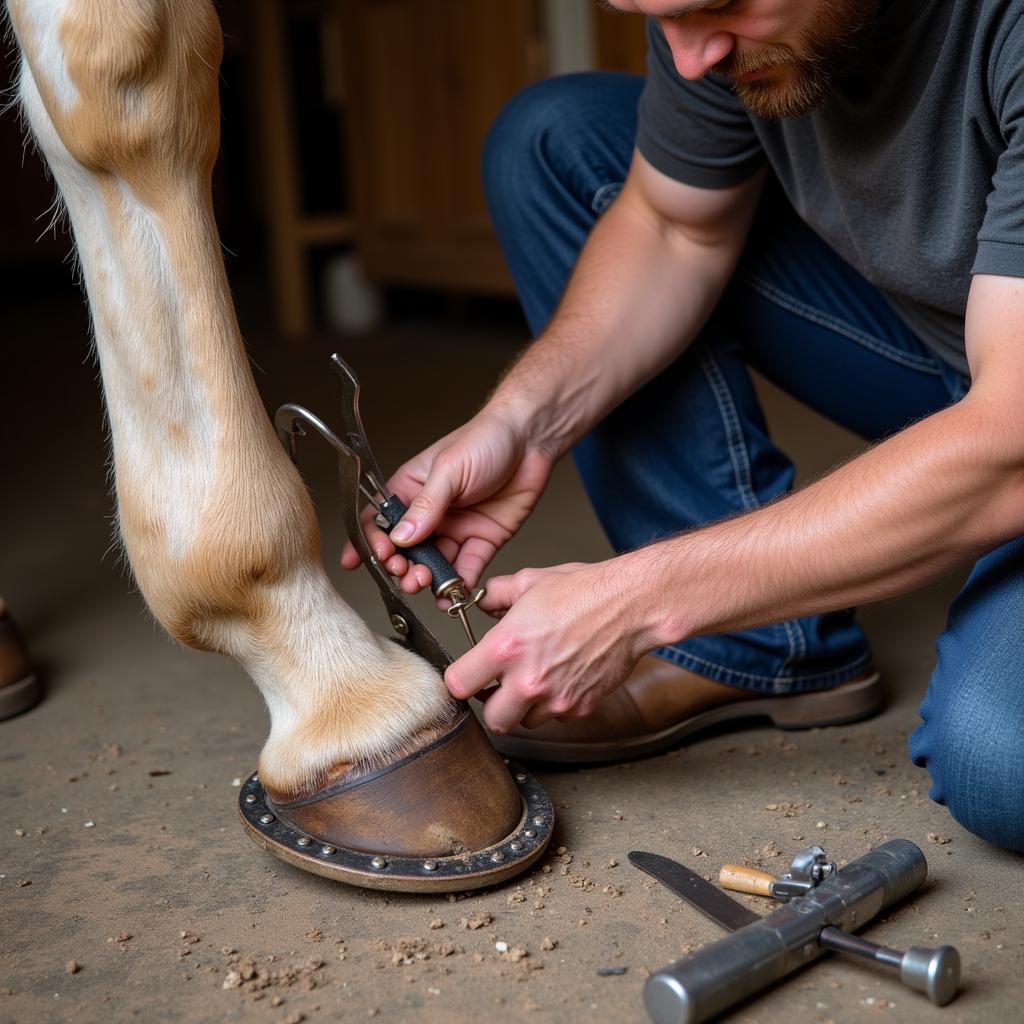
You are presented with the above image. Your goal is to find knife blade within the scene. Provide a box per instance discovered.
[628,851,761,932]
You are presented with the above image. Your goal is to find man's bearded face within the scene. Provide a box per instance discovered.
[712,0,881,119]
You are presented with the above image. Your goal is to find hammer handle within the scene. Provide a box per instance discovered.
[719,864,776,897]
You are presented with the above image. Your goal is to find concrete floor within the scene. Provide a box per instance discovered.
[1,275,1021,1024]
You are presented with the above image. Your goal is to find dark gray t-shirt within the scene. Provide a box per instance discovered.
[636,0,1024,374]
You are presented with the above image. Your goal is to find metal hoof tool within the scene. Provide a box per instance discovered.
[631,839,962,1024]
[330,354,485,646]
[275,354,485,655]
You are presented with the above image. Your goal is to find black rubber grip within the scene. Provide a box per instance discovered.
[378,496,460,595]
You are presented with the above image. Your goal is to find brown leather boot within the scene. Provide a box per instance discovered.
[490,654,883,764]
[0,602,43,720]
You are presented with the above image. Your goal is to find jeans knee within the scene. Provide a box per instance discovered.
[910,693,1024,852]
[481,72,641,224]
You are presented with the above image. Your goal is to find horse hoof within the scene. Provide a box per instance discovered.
[237,707,554,892]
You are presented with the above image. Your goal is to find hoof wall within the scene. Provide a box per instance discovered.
[238,763,554,892]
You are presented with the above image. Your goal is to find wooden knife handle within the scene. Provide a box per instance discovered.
[719,864,776,897]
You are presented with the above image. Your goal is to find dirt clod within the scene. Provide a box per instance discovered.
[221,952,325,994]
[378,936,430,966]
[65,961,80,975]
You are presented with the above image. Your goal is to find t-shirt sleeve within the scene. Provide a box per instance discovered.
[635,17,766,188]
[974,19,1024,277]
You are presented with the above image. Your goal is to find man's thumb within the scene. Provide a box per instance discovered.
[389,472,458,545]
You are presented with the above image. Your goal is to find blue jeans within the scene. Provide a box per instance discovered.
[482,72,1024,851]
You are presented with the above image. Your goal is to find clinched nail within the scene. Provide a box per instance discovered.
[390,521,414,543]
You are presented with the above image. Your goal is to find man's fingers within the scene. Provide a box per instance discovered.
[453,536,498,590]
[520,703,556,730]
[342,517,399,565]
[480,682,536,736]
[340,540,361,570]
[436,535,460,564]
[477,571,532,615]
[399,564,432,593]
[389,466,459,547]
[444,640,504,701]
[385,554,408,577]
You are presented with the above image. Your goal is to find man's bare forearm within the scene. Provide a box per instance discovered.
[488,159,765,458]
[634,394,1024,647]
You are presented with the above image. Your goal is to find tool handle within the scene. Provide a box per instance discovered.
[719,864,776,897]
[818,929,960,1006]
[378,496,461,596]
[900,946,961,1006]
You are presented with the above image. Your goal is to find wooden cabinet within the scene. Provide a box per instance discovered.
[339,0,548,296]
[252,0,356,335]
[250,0,650,332]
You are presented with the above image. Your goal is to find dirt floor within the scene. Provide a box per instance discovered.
[2,276,1022,1024]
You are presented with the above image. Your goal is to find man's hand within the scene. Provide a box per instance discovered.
[340,407,555,593]
[342,155,762,599]
[444,559,661,734]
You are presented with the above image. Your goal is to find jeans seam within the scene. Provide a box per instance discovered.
[698,343,805,672]
[738,272,944,376]
[777,617,808,686]
[655,644,872,690]
[697,344,759,511]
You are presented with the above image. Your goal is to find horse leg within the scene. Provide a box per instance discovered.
[7,0,459,799]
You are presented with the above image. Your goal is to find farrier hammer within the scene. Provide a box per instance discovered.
[635,839,959,1024]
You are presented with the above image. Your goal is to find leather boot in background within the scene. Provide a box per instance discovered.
[0,598,42,719]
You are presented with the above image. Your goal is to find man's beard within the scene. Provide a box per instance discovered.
[714,0,881,119]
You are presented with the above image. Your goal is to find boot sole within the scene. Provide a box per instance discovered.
[491,672,883,766]
[0,672,43,721]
